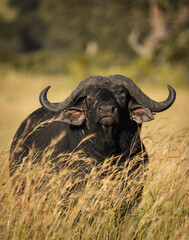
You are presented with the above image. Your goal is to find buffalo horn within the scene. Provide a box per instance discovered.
[40,75,176,113]
[109,75,176,112]
[39,76,102,112]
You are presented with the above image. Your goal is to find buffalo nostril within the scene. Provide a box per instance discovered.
[111,106,116,113]
[107,105,117,113]
[98,106,103,113]
[97,104,117,113]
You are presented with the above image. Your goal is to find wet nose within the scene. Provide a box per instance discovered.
[97,103,117,114]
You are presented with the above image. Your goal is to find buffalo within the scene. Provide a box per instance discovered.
[9,74,176,176]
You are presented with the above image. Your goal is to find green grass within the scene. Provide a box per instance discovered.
[0,71,188,239]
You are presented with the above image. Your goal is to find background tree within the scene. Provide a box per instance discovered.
[0,0,188,73]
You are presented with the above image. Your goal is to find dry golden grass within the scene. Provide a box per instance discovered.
[0,71,188,239]
[0,131,188,240]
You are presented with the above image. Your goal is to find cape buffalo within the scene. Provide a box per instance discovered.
[9,75,176,176]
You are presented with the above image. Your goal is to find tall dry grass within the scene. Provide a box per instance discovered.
[0,130,188,240]
[0,71,188,239]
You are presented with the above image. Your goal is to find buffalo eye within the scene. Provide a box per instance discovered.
[116,92,126,105]
[120,93,126,102]
[86,95,93,104]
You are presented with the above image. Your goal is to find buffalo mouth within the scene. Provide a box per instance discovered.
[99,116,115,126]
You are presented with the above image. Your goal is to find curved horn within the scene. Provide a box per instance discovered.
[109,75,176,112]
[39,76,104,112]
[39,86,62,112]
[40,74,176,113]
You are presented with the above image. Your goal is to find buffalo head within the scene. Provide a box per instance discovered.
[40,74,175,129]
[10,74,176,175]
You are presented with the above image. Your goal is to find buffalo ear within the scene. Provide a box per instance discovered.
[56,109,85,126]
[129,100,154,124]
[130,107,154,124]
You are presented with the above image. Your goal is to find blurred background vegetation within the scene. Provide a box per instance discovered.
[0,0,189,149]
[0,0,188,85]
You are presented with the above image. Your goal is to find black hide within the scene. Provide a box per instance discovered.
[10,78,170,176]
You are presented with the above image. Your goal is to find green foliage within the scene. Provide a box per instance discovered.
[0,0,188,78]
[9,0,39,13]
[0,50,187,88]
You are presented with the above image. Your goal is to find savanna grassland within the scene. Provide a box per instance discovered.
[0,71,188,240]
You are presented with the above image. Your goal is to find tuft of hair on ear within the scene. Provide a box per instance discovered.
[56,109,86,126]
[130,107,154,124]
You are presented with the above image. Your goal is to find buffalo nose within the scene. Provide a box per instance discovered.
[97,104,117,113]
